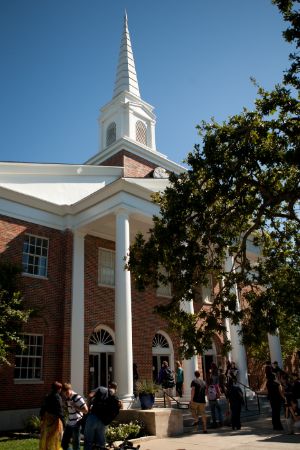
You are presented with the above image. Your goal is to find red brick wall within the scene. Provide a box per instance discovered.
[83,235,178,394]
[0,215,180,409]
[0,215,71,411]
[100,150,157,178]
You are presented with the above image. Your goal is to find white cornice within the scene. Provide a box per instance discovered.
[0,177,164,231]
[85,137,185,174]
[0,162,123,177]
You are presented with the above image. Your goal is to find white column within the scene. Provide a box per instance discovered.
[70,230,85,394]
[115,209,133,403]
[268,333,283,367]
[224,254,249,388]
[180,300,198,399]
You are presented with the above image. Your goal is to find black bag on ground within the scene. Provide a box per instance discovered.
[91,387,120,425]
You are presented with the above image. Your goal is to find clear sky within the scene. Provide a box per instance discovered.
[0,0,291,166]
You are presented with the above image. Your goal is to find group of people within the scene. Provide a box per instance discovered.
[189,362,244,433]
[265,360,300,434]
[39,380,122,450]
[157,359,244,432]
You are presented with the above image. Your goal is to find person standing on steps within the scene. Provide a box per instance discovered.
[158,361,175,407]
[190,370,207,433]
[175,361,184,398]
[227,376,244,431]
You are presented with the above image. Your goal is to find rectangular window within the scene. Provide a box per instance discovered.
[202,275,213,304]
[22,234,49,277]
[156,267,172,297]
[14,334,43,381]
[98,248,115,287]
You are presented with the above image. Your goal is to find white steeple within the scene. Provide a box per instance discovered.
[113,12,140,98]
[97,12,157,156]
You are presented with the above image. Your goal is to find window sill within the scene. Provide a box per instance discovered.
[14,379,44,385]
[22,273,48,280]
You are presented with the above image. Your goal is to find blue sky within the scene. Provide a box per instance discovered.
[0,0,291,166]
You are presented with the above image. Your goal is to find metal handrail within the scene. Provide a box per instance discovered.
[162,389,189,409]
[236,380,268,413]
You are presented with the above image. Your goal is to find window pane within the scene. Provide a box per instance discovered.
[14,334,43,380]
[22,235,48,277]
[99,249,115,286]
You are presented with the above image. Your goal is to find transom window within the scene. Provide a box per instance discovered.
[152,333,169,349]
[14,334,43,380]
[106,122,116,147]
[98,248,115,287]
[22,234,49,277]
[89,328,114,345]
[136,120,147,145]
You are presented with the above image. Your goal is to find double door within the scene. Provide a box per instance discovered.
[89,352,114,391]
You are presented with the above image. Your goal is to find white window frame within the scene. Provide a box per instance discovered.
[156,267,172,297]
[22,234,49,278]
[98,248,115,287]
[202,274,214,304]
[14,333,43,382]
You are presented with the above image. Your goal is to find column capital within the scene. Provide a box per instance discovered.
[73,229,86,239]
[115,207,129,218]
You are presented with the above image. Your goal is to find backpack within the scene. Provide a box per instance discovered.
[91,387,120,425]
[163,368,175,388]
[207,384,217,401]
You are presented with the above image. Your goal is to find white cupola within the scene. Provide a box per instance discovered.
[98,12,157,154]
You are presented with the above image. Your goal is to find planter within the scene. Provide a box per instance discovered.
[139,393,155,410]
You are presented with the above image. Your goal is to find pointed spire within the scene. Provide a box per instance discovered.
[113,12,140,98]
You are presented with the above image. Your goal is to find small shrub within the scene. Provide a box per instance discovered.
[24,415,41,433]
[105,420,143,445]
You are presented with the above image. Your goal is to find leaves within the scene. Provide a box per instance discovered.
[0,262,31,365]
[127,1,300,358]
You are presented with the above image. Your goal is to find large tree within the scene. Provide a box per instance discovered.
[127,0,300,358]
[0,262,31,365]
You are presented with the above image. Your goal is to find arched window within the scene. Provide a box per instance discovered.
[89,328,114,345]
[106,122,116,147]
[136,120,147,145]
[152,333,169,349]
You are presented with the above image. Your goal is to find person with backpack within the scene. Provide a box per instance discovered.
[190,370,207,433]
[84,381,122,450]
[207,378,223,428]
[158,361,175,407]
[61,382,88,450]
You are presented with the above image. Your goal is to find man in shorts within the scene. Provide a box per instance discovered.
[190,370,207,433]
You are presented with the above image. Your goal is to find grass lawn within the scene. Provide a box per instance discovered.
[0,437,85,450]
[0,437,39,450]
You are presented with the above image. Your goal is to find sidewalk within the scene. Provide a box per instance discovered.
[136,416,300,450]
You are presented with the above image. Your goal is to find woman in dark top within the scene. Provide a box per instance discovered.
[39,381,64,450]
[266,374,286,431]
[228,377,244,430]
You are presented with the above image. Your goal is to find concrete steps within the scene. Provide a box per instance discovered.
[154,394,271,433]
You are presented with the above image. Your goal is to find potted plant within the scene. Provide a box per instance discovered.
[136,380,160,410]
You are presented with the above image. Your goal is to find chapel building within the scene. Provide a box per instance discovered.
[0,13,282,430]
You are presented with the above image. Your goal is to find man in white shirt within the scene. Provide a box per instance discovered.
[61,382,88,450]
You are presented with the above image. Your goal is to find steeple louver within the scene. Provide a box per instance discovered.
[113,12,140,98]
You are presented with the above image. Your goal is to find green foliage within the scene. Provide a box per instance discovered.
[127,1,300,356]
[105,420,144,445]
[0,262,31,365]
[135,379,160,395]
[24,415,41,434]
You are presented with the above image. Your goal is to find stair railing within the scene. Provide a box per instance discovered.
[162,389,189,409]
